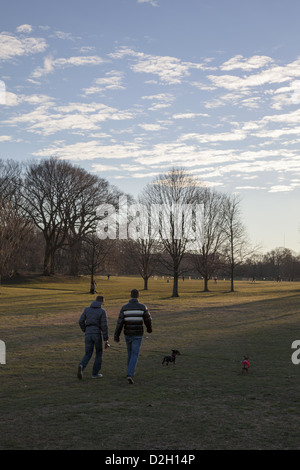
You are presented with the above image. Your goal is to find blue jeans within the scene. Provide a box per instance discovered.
[125,335,142,378]
[80,333,103,376]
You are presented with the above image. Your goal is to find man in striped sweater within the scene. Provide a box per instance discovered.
[114,289,152,384]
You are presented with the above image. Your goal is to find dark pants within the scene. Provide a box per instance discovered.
[80,333,103,376]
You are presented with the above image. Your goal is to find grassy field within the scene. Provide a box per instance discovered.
[0,275,300,450]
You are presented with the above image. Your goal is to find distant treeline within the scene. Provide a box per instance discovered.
[1,157,299,296]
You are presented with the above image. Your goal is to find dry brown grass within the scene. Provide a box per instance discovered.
[1,276,300,449]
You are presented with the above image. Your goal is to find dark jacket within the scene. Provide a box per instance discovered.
[79,301,109,340]
[114,298,152,340]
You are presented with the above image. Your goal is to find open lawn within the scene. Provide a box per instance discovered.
[0,275,300,450]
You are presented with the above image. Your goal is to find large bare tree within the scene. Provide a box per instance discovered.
[64,167,122,276]
[22,158,74,275]
[22,157,127,276]
[22,157,123,276]
[191,188,226,291]
[141,168,200,297]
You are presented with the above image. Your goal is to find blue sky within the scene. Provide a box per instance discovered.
[1,0,300,253]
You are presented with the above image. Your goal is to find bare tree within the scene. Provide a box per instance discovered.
[141,168,199,297]
[122,238,159,290]
[0,159,21,201]
[191,188,226,291]
[64,167,121,276]
[0,201,18,286]
[21,157,120,276]
[121,195,160,290]
[80,235,113,288]
[222,194,253,292]
[0,160,31,287]
[21,158,74,275]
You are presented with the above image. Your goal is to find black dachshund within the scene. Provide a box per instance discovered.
[162,349,181,365]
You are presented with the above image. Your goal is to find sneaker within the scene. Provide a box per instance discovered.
[92,373,103,378]
[77,365,83,380]
[127,376,134,384]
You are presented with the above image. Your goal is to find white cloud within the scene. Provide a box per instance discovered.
[180,129,247,143]
[138,123,166,131]
[16,24,33,34]
[142,92,174,110]
[4,91,54,107]
[0,135,12,142]
[4,101,135,135]
[141,93,174,103]
[208,57,300,91]
[82,71,125,95]
[34,141,143,160]
[110,47,209,84]
[269,185,295,193]
[235,186,266,190]
[53,31,75,41]
[137,0,158,6]
[270,80,300,109]
[173,112,209,119]
[255,125,300,140]
[90,163,120,172]
[220,55,274,71]
[0,33,47,60]
[132,54,204,84]
[32,55,104,78]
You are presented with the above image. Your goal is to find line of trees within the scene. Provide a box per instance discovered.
[1,158,300,296]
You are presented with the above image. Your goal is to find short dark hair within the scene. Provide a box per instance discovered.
[131,289,139,298]
[96,295,104,302]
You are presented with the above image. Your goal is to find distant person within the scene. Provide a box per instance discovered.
[77,295,109,379]
[114,289,152,384]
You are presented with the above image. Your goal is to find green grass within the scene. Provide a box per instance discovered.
[0,275,300,449]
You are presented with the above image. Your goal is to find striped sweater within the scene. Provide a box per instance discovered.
[114,298,152,339]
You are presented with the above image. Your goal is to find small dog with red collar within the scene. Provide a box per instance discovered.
[162,349,181,365]
[241,356,250,374]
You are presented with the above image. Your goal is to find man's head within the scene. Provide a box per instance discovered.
[96,295,104,303]
[131,289,139,299]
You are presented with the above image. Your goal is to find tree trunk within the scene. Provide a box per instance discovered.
[172,270,179,297]
[203,276,209,292]
[43,242,52,276]
[50,249,55,275]
[143,276,149,290]
[230,265,234,292]
[69,239,82,276]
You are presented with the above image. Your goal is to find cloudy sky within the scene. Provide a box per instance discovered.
[1,0,300,252]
